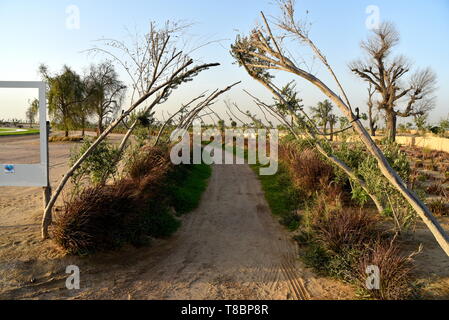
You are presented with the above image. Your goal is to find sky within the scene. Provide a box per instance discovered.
[0,0,448,126]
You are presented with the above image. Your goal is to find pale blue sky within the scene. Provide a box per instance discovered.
[0,0,448,125]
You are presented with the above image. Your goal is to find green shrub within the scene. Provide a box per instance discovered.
[300,243,331,275]
[166,164,212,215]
[142,203,181,238]
[69,139,119,192]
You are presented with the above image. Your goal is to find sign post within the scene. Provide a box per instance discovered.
[0,82,51,230]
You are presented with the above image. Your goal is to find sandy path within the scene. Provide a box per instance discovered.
[118,164,311,300]
[0,136,353,300]
[72,163,352,300]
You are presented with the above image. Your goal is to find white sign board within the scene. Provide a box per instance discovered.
[0,81,48,187]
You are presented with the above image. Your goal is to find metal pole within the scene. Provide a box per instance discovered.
[42,121,52,236]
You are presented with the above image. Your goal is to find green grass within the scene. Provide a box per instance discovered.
[167,163,212,215]
[222,142,301,230]
[0,128,40,136]
[251,162,301,231]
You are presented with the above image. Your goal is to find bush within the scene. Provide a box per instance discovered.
[279,144,334,197]
[49,136,83,142]
[427,199,449,217]
[311,208,379,255]
[125,145,170,181]
[69,139,119,191]
[54,145,209,255]
[300,243,331,275]
[298,198,418,300]
[53,182,142,254]
[356,238,418,300]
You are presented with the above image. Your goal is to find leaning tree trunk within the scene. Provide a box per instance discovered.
[293,68,449,256]
[40,59,217,238]
[248,75,386,215]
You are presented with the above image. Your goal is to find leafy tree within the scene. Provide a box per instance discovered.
[40,65,85,137]
[274,82,304,127]
[218,119,225,133]
[310,99,334,135]
[85,62,126,136]
[25,98,39,127]
[414,113,428,134]
[439,117,449,136]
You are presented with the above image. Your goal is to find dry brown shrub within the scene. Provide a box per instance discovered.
[49,136,83,143]
[427,182,447,197]
[356,238,419,300]
[279,144,334,196]
[52,180,141,254]
[127,145,171,180]
[53,145,175,254]
[312,208,379,254]
[428,199,449,217]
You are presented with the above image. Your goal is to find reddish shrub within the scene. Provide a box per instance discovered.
[53,180,141,254]
[312,208,379,254]
[356,238,418,300]
[280,144,335,197]
[53,145,175,254]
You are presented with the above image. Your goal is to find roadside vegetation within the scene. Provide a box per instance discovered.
[250,136,421,300]
[53,142,211,255]
[0,128,39,136]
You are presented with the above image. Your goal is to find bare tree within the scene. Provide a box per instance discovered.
[350,22,437,142]
[153,93,206,146]
[41,21,220,238]
[179,82,241,130]
[230,0,449,256]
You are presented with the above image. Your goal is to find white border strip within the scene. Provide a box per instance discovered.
[0,81,48,187]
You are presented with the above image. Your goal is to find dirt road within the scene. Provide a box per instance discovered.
[1,135,448,299]
[72,163,352,300]
[0,136,353,299]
